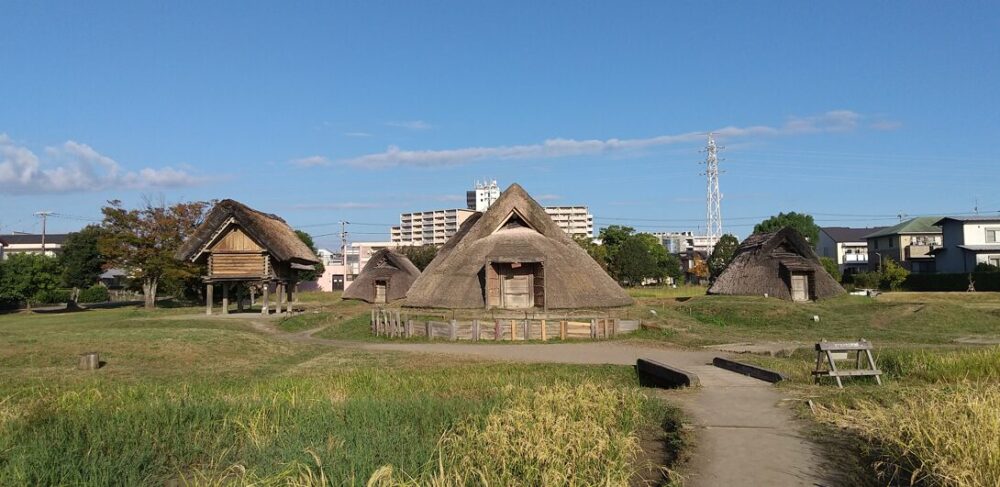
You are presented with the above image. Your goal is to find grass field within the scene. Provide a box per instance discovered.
[625,290,1000,487]
[0,305,681,486]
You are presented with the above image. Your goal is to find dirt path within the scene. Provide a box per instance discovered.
[246,317,836,485]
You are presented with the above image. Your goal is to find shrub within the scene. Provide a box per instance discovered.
[32,289,72,305]
[78,285,110,303]
[820,256,842,282]
[853,271,881,289]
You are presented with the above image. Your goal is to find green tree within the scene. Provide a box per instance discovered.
[634,233,672,281]
[853,271,880,290]
[573,235,608,270]
[293,230,326,282]
[975,262,1000,273]
[753,212,820,243]
[880,258,909,290]
[661,252,683,281]
[101,198,209,309]
[819,256,842,282]
[0,253,61,309]
[609,235,657,286]
[399,245,438,271]
[60,225,107,297]
[708,234,740,279]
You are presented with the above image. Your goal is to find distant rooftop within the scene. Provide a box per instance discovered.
[863,217,942,239]
[935,215,1000,225]
[820,226,886,243]
[0,234,70,245]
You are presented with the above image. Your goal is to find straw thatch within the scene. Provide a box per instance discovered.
[404,183,632,309]
[342,248,421,303]
[707,227,844,300]
[175,199,319,266]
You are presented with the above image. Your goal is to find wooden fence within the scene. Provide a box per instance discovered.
[370,308,641,341]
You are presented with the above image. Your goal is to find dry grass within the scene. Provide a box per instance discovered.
[814,383,1000,486]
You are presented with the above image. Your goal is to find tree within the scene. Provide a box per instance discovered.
[853,271,880,290]
[753,212,820,243]
[60,225,107,298]
[819,256,842,283]
[100,198,209,309]
[609,235,658,286]
[689,253,709,283]
[573,235,608,270]
[975,262,1000,273]
[708,234,740,279]
[660,252,683,282]
[293,230,325,282]
[598,225,635,266]
[399,245,438,271]
[880,258,909,290]
[0,253,61,309]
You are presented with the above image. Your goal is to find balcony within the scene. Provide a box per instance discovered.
[906,245,935,259]
[843,254,868,263]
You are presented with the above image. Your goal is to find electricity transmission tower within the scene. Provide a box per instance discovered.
[702,134,723,250]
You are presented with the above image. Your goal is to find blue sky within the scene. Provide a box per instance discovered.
[2,1,998,249]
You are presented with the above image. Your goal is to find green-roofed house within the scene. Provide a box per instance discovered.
[864,217,942,273]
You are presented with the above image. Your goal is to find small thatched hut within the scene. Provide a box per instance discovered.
[404,183,632,310]
[342,248,421,304]
[708,227,844,301]
[175,199,320,314]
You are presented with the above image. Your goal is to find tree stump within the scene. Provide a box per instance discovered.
[79,352,100,370]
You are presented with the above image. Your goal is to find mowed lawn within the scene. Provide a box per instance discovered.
[0,306,679,486]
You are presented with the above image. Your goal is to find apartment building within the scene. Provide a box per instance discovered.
[543,206,594,239]
[0,233,68,259]
[390,209,478,246]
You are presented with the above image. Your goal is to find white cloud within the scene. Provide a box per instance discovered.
[289,155,332,167]
[385,120,434,131]
[345,110,899,168]
[343,131,373,138]
[0,134,205,194]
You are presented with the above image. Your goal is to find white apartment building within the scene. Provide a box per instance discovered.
[543,206,594,239]
[390,209,478,246]
[652,231,714,254]
[0,233,68,260]
[466,179,501,212]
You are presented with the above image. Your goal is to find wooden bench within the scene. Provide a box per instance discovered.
[813,339,882,388]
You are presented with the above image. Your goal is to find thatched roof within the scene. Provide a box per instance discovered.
[404,183,632,309]
[707,227,844,300]
[175,199,319,265]
[342,248,421,303]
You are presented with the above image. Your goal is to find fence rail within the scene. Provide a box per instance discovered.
[370,308,640,341]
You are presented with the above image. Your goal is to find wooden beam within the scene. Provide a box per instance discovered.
[205,283,213,315]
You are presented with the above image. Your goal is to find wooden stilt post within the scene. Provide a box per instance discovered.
[277,283,285,314]
[426,320,432,340]
[221,282,230,315]
[473,319,480,341]
[523,320,529,340]
[560,320,567,340]
[205,283,213,315]
[540,319,547,341]
[261,283,270,315]
[250,287,256,307]
[591,319,597,339]
[406,317,413,338]
[286,283,294,315]
[495,319,501,341]
[450,320,457,341]
[510,320,517,341]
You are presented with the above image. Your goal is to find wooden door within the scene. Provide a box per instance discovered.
[501,265,534,309]
[790,273,809,302]
[374,280,387,304]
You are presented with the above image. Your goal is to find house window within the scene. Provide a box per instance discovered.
[873,240,879,250]
[987,229,999,243]
[990,256,1000,268]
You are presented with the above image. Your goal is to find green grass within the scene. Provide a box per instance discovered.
[0,306,677,485]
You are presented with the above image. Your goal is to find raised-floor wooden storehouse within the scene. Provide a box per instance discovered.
[175,199,320,315]
[342,248,421,304]
[404,183,633,310]
[708,227,845,302]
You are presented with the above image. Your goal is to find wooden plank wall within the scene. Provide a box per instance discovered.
[211,253,266,277]
[370,311,641,341]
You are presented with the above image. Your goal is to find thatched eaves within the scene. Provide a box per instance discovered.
[404,183,633,309]
[342,248,421,303]
[175,199,319,265]
[708,227,844,300]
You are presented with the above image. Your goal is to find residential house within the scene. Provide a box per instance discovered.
[930,216,1000,273]
[864,217,942,273]
[817,227,885,276]
[0,233,69,259]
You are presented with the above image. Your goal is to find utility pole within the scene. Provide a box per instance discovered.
[34,211,53,255]
[701,134,723,251]
[340,221,350,290]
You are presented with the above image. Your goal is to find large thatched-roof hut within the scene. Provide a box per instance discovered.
[342,248,421,304]
[708,227,844,301]
[404,183,632,310]
[175,199,320,315]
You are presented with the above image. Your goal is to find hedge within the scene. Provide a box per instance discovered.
[78,285,110,303]
[904,272,1000,292]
